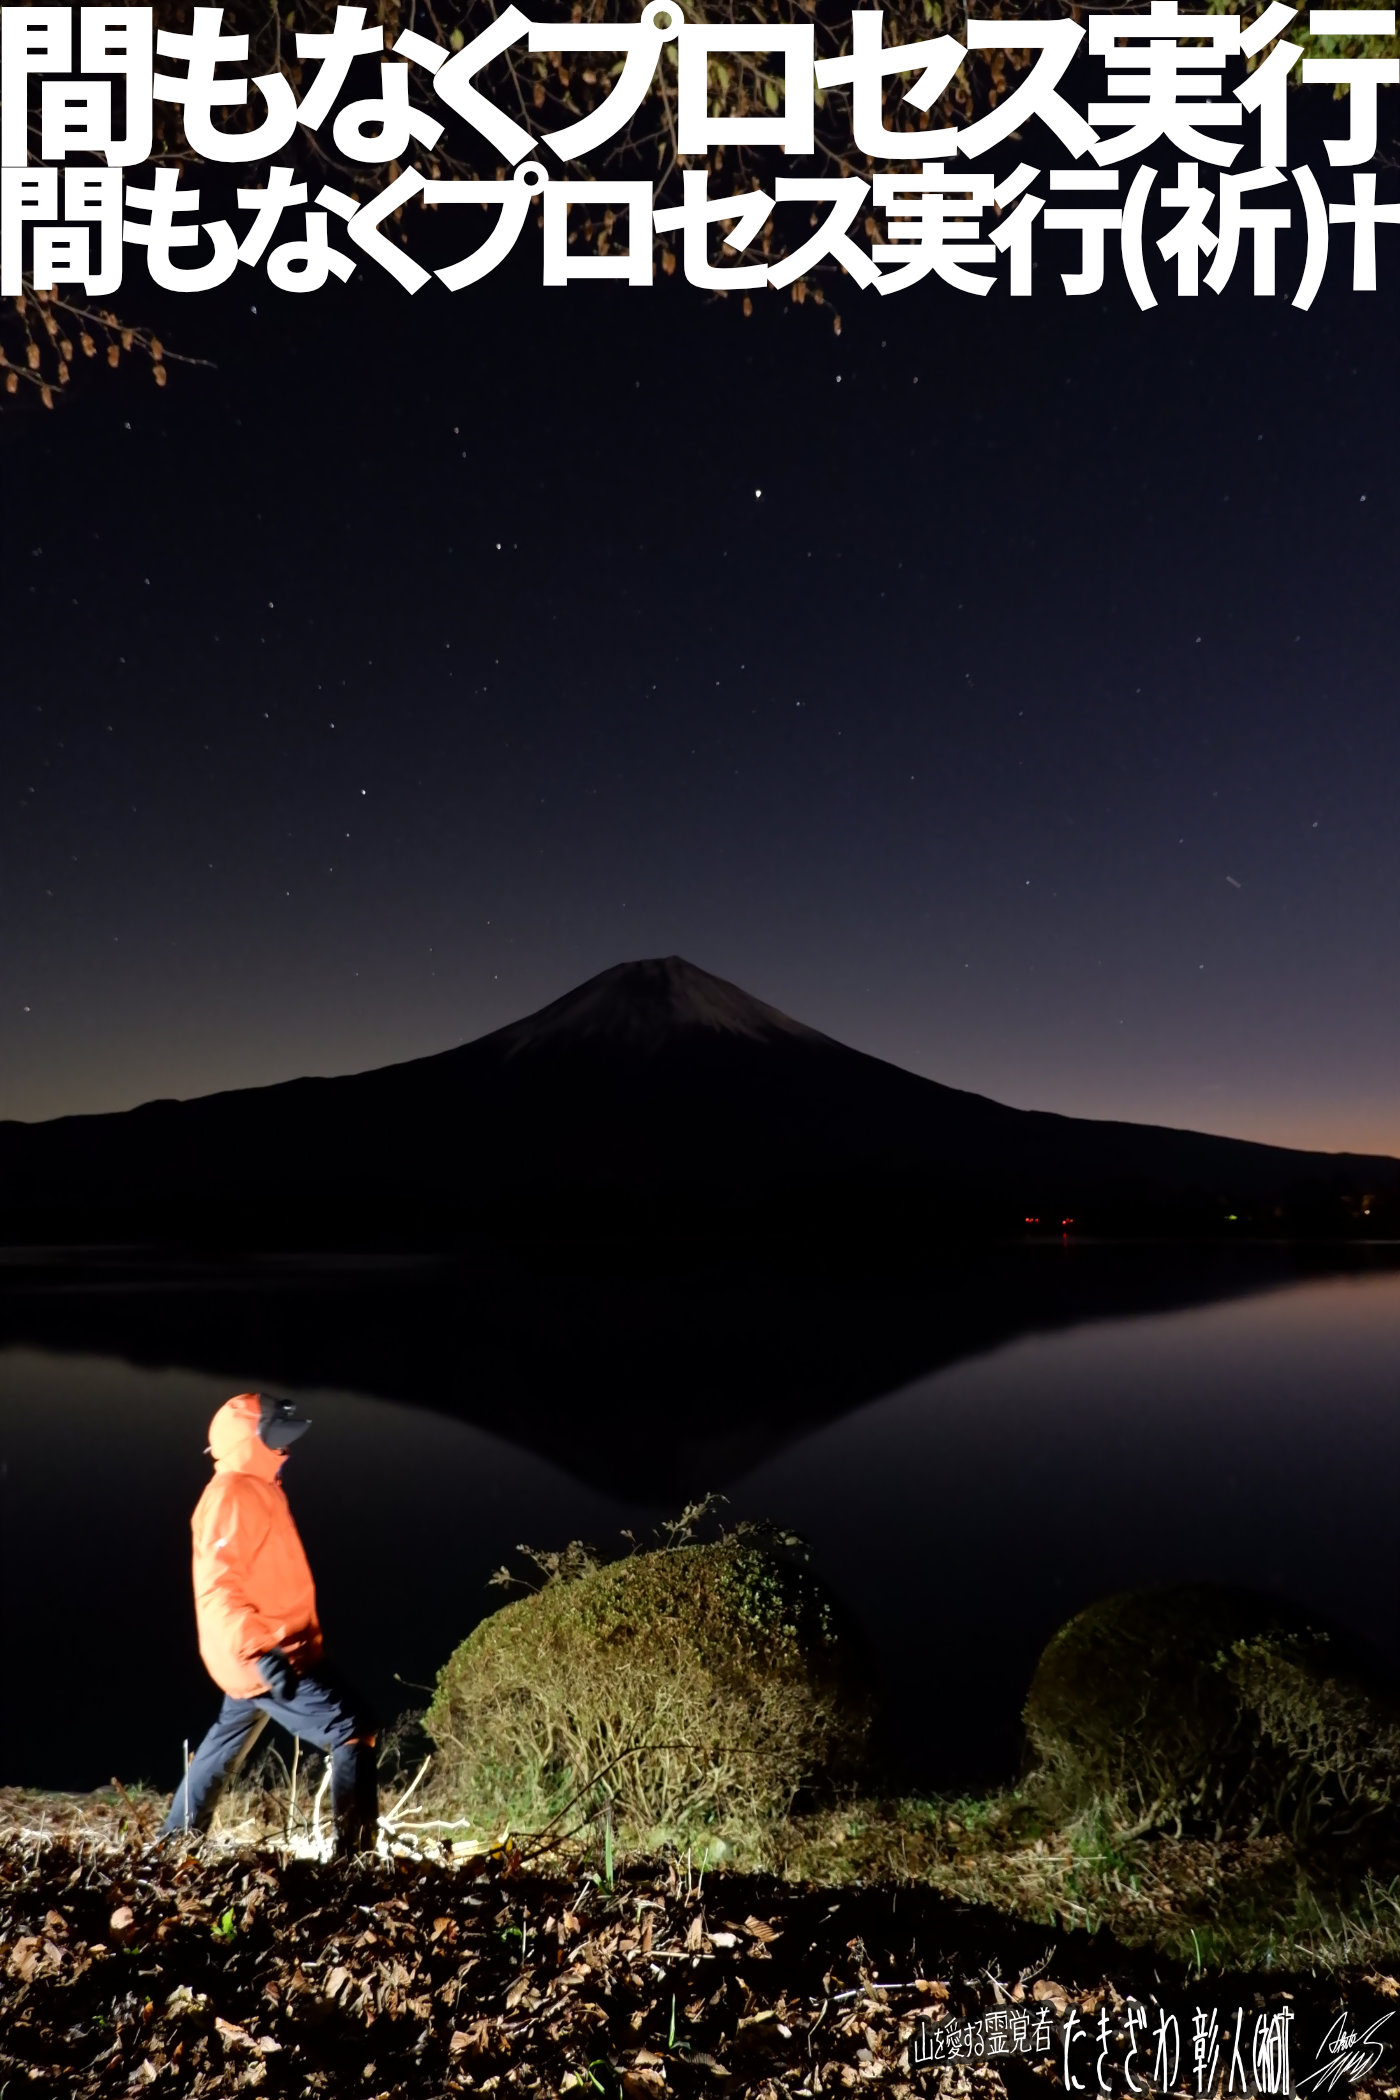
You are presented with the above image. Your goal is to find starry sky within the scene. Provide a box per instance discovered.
[3,99,1398,1157]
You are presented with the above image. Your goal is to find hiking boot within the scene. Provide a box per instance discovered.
[330,1809,379,1861]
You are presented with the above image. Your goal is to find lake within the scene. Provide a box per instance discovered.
[3,1247,1398,1797]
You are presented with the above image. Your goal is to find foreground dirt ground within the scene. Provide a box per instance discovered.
[3,1792,1398,2098]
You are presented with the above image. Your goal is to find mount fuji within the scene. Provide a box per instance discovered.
[1,956,1394,1245]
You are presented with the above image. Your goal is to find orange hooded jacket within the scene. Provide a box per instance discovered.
[191,1393,324,1700]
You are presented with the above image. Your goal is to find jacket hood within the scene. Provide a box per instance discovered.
[209,1393,286,1483]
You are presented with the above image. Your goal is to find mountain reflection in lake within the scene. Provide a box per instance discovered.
[736,1269,1400,1782]
[3,1262,1399,1795]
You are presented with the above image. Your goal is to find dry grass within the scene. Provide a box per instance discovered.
[423,1535,873,1865]
[1024,1584,1400,1846]
[775,1789,1400,1974]
[8,1776,1400,1976]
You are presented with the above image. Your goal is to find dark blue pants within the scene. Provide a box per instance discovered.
[162,1666,378,1847]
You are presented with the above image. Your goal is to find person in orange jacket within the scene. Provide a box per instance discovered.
[161,1391,379,1854]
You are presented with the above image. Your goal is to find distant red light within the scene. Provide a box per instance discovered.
[1025,1216,1039,1224]
[1061,1217,1074,1226]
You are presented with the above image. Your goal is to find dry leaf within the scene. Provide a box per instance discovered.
[1032,1980,1069,2013]
[8,1936,41,1980]
[216,2015,259,2049]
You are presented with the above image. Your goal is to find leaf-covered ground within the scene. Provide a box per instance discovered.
[4,1799,1399,2098]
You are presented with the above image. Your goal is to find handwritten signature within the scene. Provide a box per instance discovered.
[1296,2011,1394,2092]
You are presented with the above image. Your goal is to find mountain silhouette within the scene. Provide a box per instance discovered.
[1,956,1395,1246]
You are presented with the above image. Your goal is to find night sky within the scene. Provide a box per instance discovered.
[4,91,1398,1157]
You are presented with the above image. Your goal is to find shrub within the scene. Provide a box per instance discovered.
[423,1534,873,1859]
[1022,1584,1400,1846]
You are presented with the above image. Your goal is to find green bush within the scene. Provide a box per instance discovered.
[1023,1584,1400,1845]
[424,1535,873,1859]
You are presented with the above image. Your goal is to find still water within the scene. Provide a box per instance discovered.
[4,1263,1398,1795]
